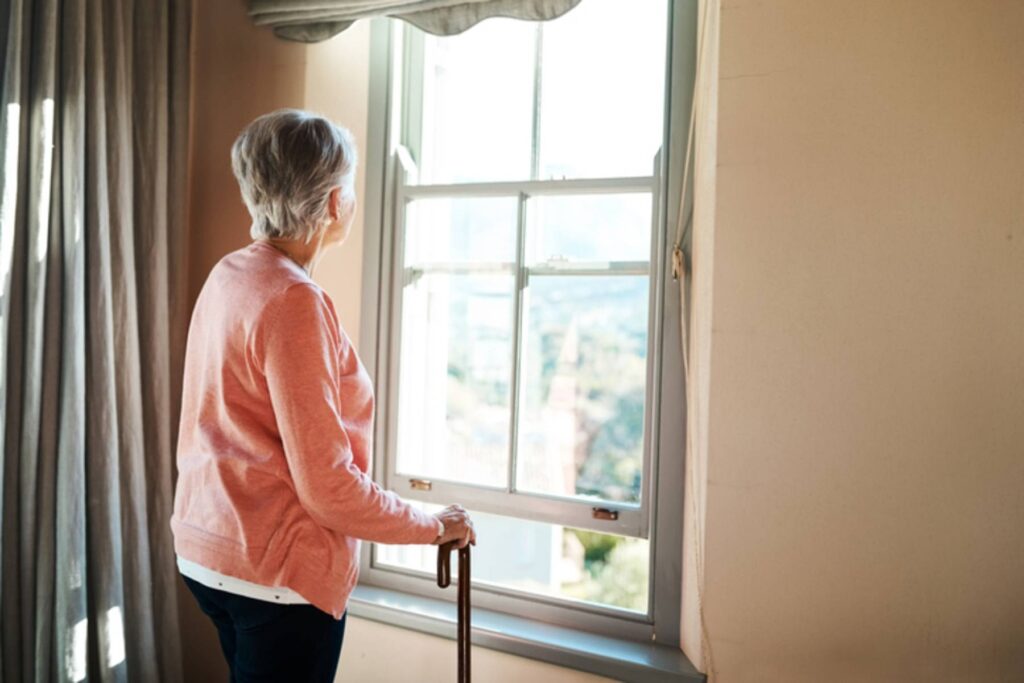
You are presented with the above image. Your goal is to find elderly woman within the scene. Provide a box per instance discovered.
[170,109,476,682]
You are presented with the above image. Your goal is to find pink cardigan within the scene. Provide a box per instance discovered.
[171,240,440,619]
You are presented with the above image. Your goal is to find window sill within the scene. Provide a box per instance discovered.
[347,584,705,683]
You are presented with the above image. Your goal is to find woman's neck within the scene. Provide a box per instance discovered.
[257,234,326,277]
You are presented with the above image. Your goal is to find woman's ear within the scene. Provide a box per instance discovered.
[328,186,344,222]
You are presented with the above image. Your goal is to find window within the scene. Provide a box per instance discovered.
[360,0,692,645]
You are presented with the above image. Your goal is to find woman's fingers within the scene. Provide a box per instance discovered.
[460,524,474,548]
[434,503,476,546]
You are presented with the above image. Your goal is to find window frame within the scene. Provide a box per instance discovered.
[357,0,696,647]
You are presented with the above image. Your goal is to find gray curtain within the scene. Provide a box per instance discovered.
[0,1,190,682]
[249,0,582,42]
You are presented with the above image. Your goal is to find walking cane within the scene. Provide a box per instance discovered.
[437,540,471,683]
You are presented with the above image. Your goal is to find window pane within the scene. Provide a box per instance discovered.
[526,193,653,265]
[376,503,650,613]
[415,20,536,184]
[405,197,518,265]
[538,0,668,179]
[516,276,648,503]
[396,273,513,488]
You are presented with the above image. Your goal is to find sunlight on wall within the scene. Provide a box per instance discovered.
[36,98,54,263]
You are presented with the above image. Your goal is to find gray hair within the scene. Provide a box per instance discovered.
[230,109,357,243]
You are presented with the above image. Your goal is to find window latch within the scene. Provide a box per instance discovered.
[591,507,619,521]
[410,478,433,491]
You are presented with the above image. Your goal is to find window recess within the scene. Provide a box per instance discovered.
[361,0,692,632]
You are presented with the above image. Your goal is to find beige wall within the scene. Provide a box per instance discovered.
[180,2,612,681]
[338,619,612,683]
[186,0,305,305]
[699,0,1024,680]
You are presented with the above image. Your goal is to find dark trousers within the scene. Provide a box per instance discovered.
[182,574,348,682]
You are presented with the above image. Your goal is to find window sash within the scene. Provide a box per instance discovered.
[404,263,650,277]
[400,175,657,199]
[374,550,654,624]
[383,146,661,539]
[365,555,658,640]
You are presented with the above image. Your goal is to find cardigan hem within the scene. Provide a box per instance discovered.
[172,516,358,619]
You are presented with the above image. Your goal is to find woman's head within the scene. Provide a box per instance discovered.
[231,109,357,246]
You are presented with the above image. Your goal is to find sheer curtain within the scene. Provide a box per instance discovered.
[0,1,190,681]
[249,0,581,41]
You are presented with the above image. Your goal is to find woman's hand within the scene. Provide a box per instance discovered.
[431,504,476,548]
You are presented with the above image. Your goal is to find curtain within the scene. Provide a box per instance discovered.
[0,1,190,681]
[249,0,582,42]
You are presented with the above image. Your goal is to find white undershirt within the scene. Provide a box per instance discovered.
[176,555,310,605]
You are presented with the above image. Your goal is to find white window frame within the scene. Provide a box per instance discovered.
[357,0,696,646]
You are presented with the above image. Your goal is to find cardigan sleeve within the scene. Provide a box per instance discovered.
[256,282,441,545]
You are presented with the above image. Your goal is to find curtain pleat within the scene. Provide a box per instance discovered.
[54,1,90,679]
[0,0,191,681]
[248,0,581,42]
[132,1,189,681]
[84,1,129,679]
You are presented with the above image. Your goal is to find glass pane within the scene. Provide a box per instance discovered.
[538,0,668,179]
[396,273,513,488]
[526,193,653,265]
[405,197,518,265]
[414,20,536,184]
[376,503,650,613]
[516,276,648,503]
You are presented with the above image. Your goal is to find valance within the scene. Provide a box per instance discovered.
[249,0,582,42]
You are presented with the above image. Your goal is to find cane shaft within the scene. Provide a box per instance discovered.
[437,541,471,683]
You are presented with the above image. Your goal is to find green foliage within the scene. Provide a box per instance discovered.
[562,538,649,612]
[571,328,645,502]
[570,528,621,567]
[585,541,649,611]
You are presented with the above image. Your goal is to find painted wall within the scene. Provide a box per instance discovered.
[700,0,1024,680]
[339,619,613,683]
[180,2,613,681]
